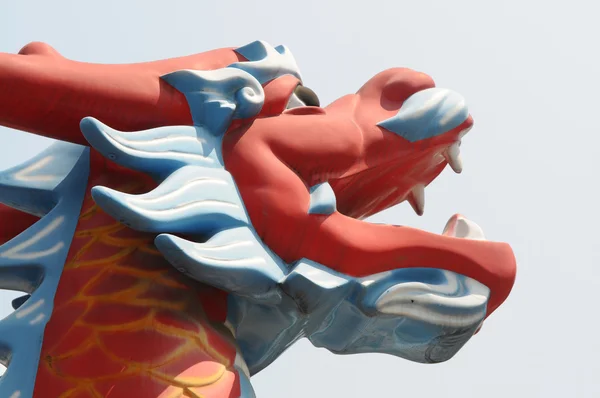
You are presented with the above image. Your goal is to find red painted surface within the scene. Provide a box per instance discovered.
[0,42,243,147]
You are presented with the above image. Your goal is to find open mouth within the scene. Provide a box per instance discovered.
[283,83,498,335]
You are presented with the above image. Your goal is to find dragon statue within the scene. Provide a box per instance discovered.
[0,40,517,397]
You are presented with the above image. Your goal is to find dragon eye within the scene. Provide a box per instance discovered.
[294,85,320,107]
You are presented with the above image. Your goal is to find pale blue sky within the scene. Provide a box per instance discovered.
[1,1,599,397]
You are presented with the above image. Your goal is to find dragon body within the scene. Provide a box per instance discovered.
[0,40,516,398]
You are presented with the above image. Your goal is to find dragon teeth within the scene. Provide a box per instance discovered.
[445,142,463,174]
[408,184,425,216]
[442,214,486,240]
[444,126,471,174]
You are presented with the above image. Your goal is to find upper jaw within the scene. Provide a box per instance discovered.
[376,86,474,182]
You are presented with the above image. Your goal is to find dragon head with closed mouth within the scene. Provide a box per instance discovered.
[0,39,517,377]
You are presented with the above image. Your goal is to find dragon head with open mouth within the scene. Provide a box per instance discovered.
[0,40,517,380]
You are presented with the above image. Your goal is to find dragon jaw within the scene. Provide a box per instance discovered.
[227,219,493,375]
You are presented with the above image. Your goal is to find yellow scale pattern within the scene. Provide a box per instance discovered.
[33,183,240,398]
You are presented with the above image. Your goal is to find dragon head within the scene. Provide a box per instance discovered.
[73,40,516,375]
[241,66,473,220]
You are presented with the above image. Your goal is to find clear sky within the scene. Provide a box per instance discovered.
[0,1,599,397]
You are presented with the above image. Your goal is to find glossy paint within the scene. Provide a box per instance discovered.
[0,39,517,398]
